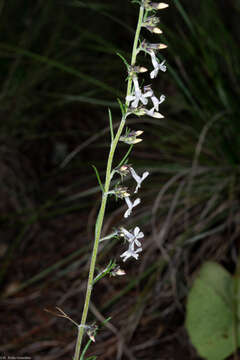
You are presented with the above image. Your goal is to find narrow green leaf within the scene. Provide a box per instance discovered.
[93,260,116,285]
[117,98,126,117]
[79,337,92,360]
[91,165,104,193]
[116,52,130,70]
[117,145,133,168]
[100,316,112,326]
[108,108,114,141]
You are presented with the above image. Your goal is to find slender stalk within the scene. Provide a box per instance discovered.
[73,5,145,360]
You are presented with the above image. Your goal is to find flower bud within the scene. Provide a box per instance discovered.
[111,265,126,276]
[143,0,169,11]
[116,164,131,177]
[129,107,146,116]
[152,27,163,34]
[114,186,130,199]
[86,324,98,343]
[129,65,148,76]
[142,16,163,34]
[142,41,168,51]
[120,130,144,145]
[138,66,148,73]
[134,130,144,136]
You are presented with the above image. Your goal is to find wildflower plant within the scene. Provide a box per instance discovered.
[66,1,168,358]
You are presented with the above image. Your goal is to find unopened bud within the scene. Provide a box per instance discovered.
[128,65,148,76]
[151,111,164,118]
[148,43,167,50]
[143,1,169,11]
[153,2,169,10]
[115,268,126,276]
[116,164,131,177]
[115,186,130,198]
[120,130,144,145]
[133,130,144,136]
[142,16,163,34]
[111,265,126,276]
[130,107,146,116]
[138,66,148,73]
[141,40,168,53]
[89,334,95,342]
[86,324,98,343]
[152,27,162,34]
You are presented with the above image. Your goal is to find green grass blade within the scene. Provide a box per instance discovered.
[0,42,122,96]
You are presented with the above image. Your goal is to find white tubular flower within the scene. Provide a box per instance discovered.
[129,167,149,193]
[151,94,165,112]
[120,226,144,247]
[126,76,152,108]
[120,242,143,262]
[124,196,141,218]
[150,50,167,79]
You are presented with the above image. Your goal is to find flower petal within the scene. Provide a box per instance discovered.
[137,231,144,239]
[142,171,149,181]
[159,60,167,72]
[126,95,135,102]
[135,239,142,247]
[134,227,140,236]
[133,198,141,207]
[124,209,131,218]
[150,69,158,79]
[132,98,139,108]
[130,167,141,183]
[121,228,133,240]
[159,94,166,103]
[125,196,132,209]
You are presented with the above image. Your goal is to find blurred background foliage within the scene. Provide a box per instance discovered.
[0,0,240,359]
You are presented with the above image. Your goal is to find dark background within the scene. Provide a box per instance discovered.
[0,0,240,359]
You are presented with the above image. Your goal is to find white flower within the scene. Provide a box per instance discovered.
[124,196,141,218]
[126,76,152,108]
[151,94,165,112]
[120,242,143,262]
[120,226,144,247]
[129,167,149,193]
[150,50,167,79]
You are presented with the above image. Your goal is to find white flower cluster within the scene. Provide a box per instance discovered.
[120,227,144,262]
[107,165,148,262]
[108,1,168,263]
[126,77,165,119]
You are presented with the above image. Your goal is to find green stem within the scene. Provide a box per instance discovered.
[73,4,145,360]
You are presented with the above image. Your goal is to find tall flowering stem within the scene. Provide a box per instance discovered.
[73,5,145,360]
[73,0,169,357]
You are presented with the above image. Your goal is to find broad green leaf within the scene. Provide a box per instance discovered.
[186,261,239,360]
